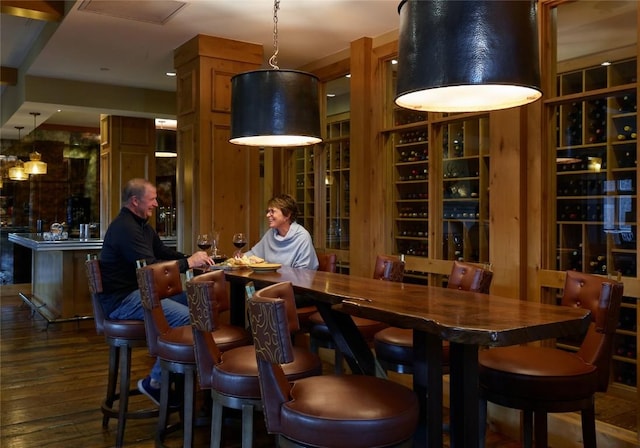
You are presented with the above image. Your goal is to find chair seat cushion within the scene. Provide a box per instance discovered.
[479,346,598,402]
[212,324,252,351]
[282,375,419,448]
[103,319,147,341]
[309,312,388,341]
[212,346,322,399]
[374,327,451,367]
[157,325,196,363]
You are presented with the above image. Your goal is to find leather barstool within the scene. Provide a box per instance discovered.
[136,261,250,447]
[308,254,403,373]
[85,257,158,448]
[478,270,624,448]
[374,260,493,374]
[249,281,419,448]
[295,252,338,332]
[187,271,322,448]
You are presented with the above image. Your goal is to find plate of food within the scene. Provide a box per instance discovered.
[249,262,282,272]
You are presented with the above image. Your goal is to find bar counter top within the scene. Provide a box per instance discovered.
[9,233,177,251]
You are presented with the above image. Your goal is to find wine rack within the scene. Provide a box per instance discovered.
[391,108,429,259]
[294,147,315,241]
[439,116,490,263]
[325,113,350,251]
[554,57,638,389]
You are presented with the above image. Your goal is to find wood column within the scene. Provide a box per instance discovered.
[99,115,156,236]
[174,35,263,256]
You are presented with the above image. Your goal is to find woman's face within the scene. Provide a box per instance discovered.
[266,206,289,232]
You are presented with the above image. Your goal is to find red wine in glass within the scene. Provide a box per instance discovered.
[197,234,212,254]
[232,233,247,258]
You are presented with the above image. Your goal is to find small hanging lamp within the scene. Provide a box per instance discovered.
[8,127,28,181]
[24,112,47,175]
[395,0,542,113]
[229,0,321,147]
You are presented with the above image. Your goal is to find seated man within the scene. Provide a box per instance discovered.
[99,178,212,405]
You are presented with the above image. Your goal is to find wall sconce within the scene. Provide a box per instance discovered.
[24,112,47,175]
[229,0,322,147]
[395,0,542,113]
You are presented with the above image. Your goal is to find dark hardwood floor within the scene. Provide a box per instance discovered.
[0,290,521,448]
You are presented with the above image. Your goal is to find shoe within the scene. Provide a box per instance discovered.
[137,376,183,409]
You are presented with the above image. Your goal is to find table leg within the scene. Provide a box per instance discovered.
[449,342,480,448]
[413,330,443,448]
[228,281,248,327]
[315,302,377,376]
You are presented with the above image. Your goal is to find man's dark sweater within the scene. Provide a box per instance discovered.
[99,207,189,316]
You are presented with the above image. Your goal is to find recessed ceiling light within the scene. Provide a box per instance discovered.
[391,59,398,65]
[327,93,336,98]
[345,74,351,78]
[166,71,177,77]
[601,61,611,66]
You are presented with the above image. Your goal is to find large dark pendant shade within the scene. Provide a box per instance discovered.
[395,0,542,112]
[230,69,322,147]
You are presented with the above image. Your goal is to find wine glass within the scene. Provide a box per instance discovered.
[197,233,213,255]
[232,232,247,258]
[211,231,220,258]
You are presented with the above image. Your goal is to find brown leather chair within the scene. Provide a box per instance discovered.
[136,260,250,446]
[295,252,337,330]
[374,260,493,374]
[478,270,623,448]
[249,281,420,448]
[308,254,404,373]
[85,257,158,448]
[187,271,322,448]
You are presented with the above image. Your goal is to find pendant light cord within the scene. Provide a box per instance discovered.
[269,0,280,69]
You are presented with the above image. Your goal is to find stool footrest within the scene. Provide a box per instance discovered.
[101,388,160,421]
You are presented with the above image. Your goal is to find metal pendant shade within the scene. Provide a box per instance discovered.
[230,69,322,147]
[395,0,542,113]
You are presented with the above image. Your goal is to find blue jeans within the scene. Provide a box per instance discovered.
[109,289,190,383]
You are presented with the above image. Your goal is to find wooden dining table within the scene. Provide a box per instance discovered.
[224,266,591,448]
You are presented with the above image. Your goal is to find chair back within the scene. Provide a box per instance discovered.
[85,258,105,335]
[373,254,405,282]
[186,270,227,388]
[447,260,493,293]
[562,271,624,391]
[317,252,337,273]
[136,260,183,356]
[249,282,298,433]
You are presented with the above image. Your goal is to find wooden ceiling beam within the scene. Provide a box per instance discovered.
[1,1,64,22]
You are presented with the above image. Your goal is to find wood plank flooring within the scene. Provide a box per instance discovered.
[0,291,521,448]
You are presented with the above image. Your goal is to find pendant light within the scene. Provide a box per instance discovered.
[395,0,542,113]
[229,0,321,147]
[24,112,47,175]
[8,127,28,181]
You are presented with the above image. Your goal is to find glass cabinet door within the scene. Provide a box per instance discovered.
[294,147,315,241]
[438,115,490,263]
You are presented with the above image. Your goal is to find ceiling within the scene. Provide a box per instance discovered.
[0,0,637,140]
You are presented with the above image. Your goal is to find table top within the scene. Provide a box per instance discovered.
[225,266,591,347]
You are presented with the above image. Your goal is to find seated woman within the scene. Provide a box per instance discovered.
[244,194,319,270]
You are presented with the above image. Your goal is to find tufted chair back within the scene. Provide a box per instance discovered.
[136,260,183,356]
[562,270,624,391]
[86,258,106,335]
[317,252,337,273]
[447,260,493,293]
[373,254,405,282]
[186,270,227,389]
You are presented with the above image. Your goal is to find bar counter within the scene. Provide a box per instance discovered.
[8,233,176,325]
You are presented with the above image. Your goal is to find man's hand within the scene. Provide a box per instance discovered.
[187,251,213,268]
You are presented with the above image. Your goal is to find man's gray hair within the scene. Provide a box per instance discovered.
[122,178,151,205]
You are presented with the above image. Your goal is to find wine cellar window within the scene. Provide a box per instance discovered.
[552,0,638,392]
[324,75,350,253]
[293,146,315,241]
[437,115,490,263]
